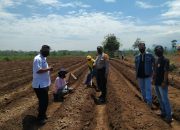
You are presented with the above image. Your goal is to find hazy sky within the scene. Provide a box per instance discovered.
[0,0,180,51]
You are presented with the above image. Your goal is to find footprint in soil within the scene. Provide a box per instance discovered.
[22,115,42,130]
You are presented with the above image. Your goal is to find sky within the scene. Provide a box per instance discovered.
[0,0,180,51]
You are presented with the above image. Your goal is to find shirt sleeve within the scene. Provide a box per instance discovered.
[164,59,170,72]
[53,78,58,93]
[104,54,109,74]
[33,58,42,73]
[152,55,155,64]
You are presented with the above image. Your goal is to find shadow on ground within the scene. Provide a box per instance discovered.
[22,115,43,130]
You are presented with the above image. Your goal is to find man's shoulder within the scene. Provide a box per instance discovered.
[103,53,109,60]
[145,52,154,59]
[34,54,41,61]
[135,54,140,59]
[145,52,153,56]
[92,59,95,62]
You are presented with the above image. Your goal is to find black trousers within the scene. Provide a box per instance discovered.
[96,68,107,99]
[34,87,49,120]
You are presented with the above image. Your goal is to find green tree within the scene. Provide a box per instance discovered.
[102,34,121,57]
[133,38,141,49]
[171,40,177,49]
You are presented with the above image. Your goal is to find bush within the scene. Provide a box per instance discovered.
[169,63,177,72]
[3,57,11,61]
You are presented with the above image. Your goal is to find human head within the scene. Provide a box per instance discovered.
[177,44,180,54]
[154,45,164,57]
[58,68,68,78]
[40,45,50,57]
[97,46,103,54]
[86,55,92,61]
[138,42,146,54]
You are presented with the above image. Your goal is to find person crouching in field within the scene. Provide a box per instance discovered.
[85,55,96,87]
[53,68,73,102]
[153,45,172,124]
[135,42,155,108]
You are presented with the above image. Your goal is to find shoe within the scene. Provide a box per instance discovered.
[157,113,166,118]
[37,119,47,125]
[96,89,100,92]
[164,118,173,124]
[96,97,106,105]
[57,97,64,102]
[45,115,48,120]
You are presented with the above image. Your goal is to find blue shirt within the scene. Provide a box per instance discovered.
[135,52,155,78]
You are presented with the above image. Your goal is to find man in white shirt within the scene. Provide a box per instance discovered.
[32,45,53,124]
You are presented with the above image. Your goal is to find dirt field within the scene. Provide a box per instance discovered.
[0,57,179,130]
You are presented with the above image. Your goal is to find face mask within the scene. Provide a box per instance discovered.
[97,49,102,54]
[139,48,145,53]
[41,50,49,57]
[155,51,163,57]
[61,75,66,78]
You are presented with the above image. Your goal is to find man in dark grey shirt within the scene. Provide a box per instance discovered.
[94,46,109,104]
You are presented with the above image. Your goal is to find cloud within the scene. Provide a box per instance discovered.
[36,0,90,8]
[38,0,58,5]
[0,0,23,20]
[161,0,180,18]
[135,1,158,9]
[104,0,116,3]
[0,0,23,8]
[0,9,180,51]
[162,20,180,25]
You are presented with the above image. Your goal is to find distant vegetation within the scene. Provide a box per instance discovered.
[0,50,97,61]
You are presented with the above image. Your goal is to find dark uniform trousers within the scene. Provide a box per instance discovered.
[96,67,107,99]
[34,86,49,120]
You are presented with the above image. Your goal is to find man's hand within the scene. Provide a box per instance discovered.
[161,81,166,88]
[151,80,155,85]
[66,81,69,85]
[48,67,53,71]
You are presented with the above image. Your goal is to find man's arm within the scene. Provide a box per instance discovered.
[34,58,53,74]
[37,67,53,74]
[105,54,109,78]
[162,59,169,87]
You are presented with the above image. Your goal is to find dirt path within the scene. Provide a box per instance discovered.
[0,58,180,130]
[94,105,110,130]
[111,59,180,121]
[0,60,85,110]
[107,65,172,130]
[0,60,87,130]
[41,67,96,130]
[110,60,180,129]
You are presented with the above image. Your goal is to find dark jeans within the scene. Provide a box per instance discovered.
[85,69,96,85]
[96,68,107,100]
[34,87,49,120]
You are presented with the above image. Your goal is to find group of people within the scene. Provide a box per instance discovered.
[135,42,180,124]
[32,45,109,125]
[32,43,179,125]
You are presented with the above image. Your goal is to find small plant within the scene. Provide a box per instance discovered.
[169,63,177,72]
[3,57,11,61]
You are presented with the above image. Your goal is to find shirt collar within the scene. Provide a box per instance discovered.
[39,54,46,59]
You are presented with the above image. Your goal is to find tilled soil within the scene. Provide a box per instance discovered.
[107,65,170,130]
[0,58,180,130]
[109,59,180,129]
